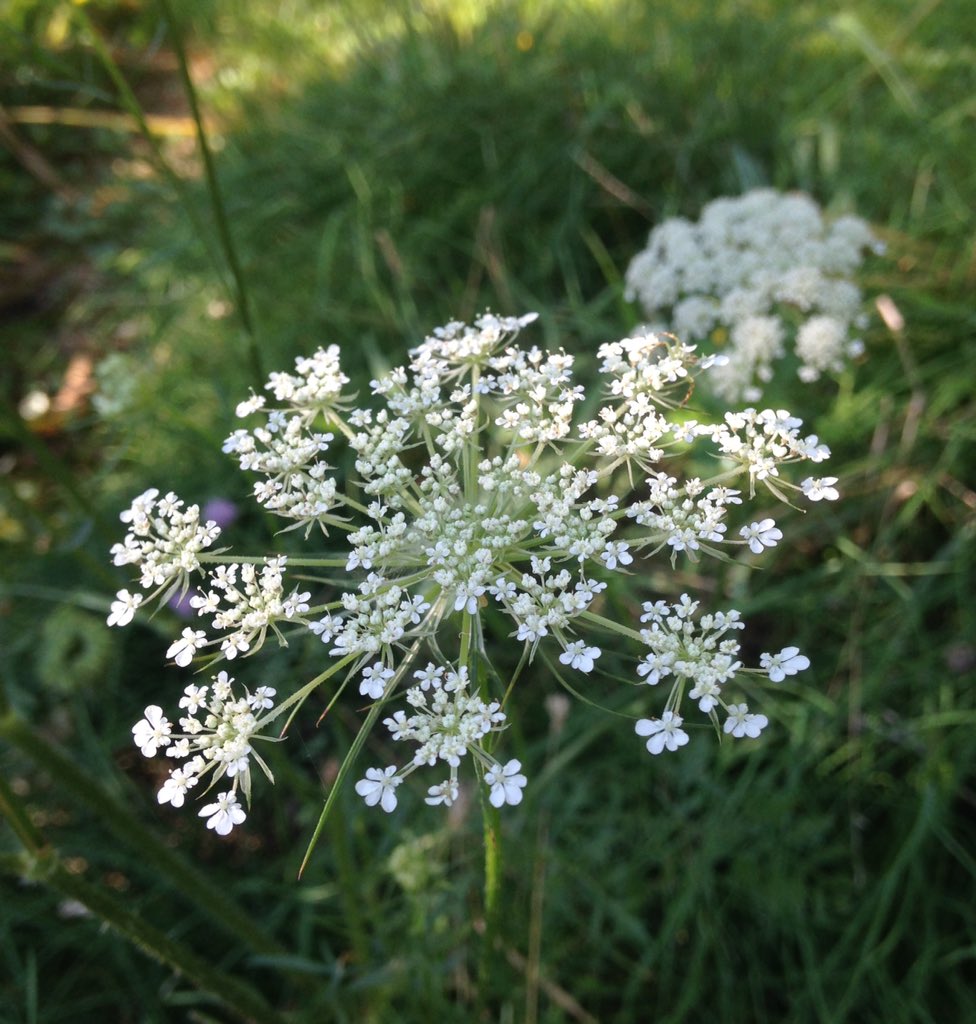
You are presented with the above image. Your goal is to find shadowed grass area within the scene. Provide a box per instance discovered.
[1,1,974,1021]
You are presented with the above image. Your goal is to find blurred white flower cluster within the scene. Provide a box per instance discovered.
[624,188,880,402]
[109,313,836,834]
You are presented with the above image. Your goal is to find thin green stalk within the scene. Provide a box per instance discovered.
[0,773,45,854]
[326,793,372,966]
[70,7,229,296]
[297,631,431,875]
[0,847,287,1024]
[158,0,263,387]
[0,708,286,959]
[462,606,503,1002]
[477,785,502,1005]
[73,4,263,388]
[298,695,387,879]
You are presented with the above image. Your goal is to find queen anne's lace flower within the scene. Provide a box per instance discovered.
[109,488,221,597]
[110,312,826,835]
[635,712,689,754]
[485,760,528,807]
[625,189,879,401]
[355,766,401,812]
[199,792,247,835]
[107,589,143,627]
[130,672,276,832]
[739,519,783,555]
[760,647,812,682]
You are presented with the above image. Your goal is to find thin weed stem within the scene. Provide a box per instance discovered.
[158,0,263,387]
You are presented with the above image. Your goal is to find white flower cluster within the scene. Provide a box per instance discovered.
[131,671,276,835]
[625,188,880,401]
[109,489,221,601]
[110,312,834,835]
[357,662,524,812]
[633,595,810,752]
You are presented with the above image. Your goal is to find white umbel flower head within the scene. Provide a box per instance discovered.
[624,188,876,400]
[110,311,835,835]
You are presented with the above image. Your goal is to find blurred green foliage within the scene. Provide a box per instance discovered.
[1,1,974,1021]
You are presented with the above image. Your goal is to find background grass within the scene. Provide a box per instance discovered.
[2,0,975,1021]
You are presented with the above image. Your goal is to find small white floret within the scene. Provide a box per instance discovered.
[166,627,207,667]
[132,705,171,757]
[739,519,782,554]
[355,766,401,812]
[107,589,143,627]
[760,647,811,682]
[425,780,460,807]
[723,703,769,738]
[198,791,247,835]
[360,663,395,700]
[801,476,840,502]
[558,641,601,673]
[635,711,689,754]
[485,759,527,807]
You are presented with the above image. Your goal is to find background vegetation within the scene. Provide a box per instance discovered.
[1,1,974,1021]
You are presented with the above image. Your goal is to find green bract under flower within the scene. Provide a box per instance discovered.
[110,313,836,835]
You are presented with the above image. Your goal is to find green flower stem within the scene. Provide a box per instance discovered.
[325,792,371,966]
[460,607,503,998]
[70,8,232,315]
[478,784,503,1002]
[156,0,262,387]
[298,695,386,879]
[297,635,424,877]
[0,773,45,854]
[0,708,286,959]
[580,608,646,644]
[0,848,287,1024]
[198,554,350,567]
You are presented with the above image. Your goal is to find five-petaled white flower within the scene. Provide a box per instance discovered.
[360,663,395,700]
[601,541,633,570]
[760,647,811,682]
[249,685,276,710]
[199,791,247,835]
[132,705,172,757]
[485,759,527,807]
[801,477,840,501]
[355,766,401,812]
[166,627,207,667]
[635,711,689,754]
[157,766,199,808]
[723,703,769,738]
[559,641,602,673]
[739,519,783,554]
[107,589,143,627]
